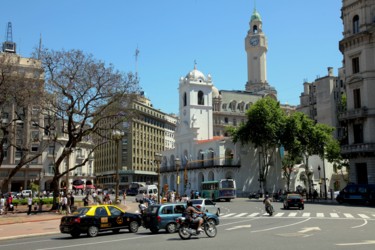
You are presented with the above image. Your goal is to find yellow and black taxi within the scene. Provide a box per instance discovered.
[59,205,142,238]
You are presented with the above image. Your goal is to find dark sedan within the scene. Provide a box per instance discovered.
[60,205,142,238]
[283,193,304,210]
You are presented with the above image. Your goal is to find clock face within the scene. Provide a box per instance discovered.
[250,37,259,46]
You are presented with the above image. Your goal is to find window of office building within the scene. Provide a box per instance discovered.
[353,88,361,109]
[353,123,363,144]
[353,15,359,34]
[352,57,360,74]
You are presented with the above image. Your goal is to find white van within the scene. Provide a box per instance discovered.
[21,190,32,197]
[135,185,158,202]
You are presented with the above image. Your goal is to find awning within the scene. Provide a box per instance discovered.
[86,184,95,189]
[73,179,85,185]
[73,185,84,189]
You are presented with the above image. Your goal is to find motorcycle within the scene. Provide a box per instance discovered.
[265,204,274,216]
[176,213,217,240]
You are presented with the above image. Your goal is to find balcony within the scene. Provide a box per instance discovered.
[338,107,375,121]
[341,143,375,155]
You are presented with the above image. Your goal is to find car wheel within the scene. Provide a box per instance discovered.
[112,229,120,234]
[208,218,216,225]
[166,223,177,233]
[70,231,80,238]
[87,226,99,237]
[150,228,159,234]
[129,221,139,233]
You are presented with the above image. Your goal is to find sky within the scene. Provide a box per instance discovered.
[2,0,343,115]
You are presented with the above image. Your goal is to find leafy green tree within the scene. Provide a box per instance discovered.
[230,97,286,193]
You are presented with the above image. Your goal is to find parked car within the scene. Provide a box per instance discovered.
[336,183,375,205]
[283,193,304,210]
[142,202,220,234]
[190,199,220,216]
[59,205,142,238]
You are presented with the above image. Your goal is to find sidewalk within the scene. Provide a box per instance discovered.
[0,201,139,226]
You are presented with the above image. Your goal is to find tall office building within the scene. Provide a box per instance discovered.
[94,93,177,191]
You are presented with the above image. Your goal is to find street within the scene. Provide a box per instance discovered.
[0,198,374,250]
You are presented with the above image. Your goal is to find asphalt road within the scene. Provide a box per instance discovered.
[0,198,374,250]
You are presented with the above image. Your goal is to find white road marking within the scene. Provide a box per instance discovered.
[226,225,252,230]
[316,213,324,218]
[302,213,310,217]
[251,218,311,233]
[298,227,321,233]
[352,219,368,228]
[330,213,339,218]
[247,213,259,217]
[336,240,375,246]
[233,213,248,217]
[274,213,284,217]
[343,213,354,218]
[288,212,297,217]
[358,214,370,219]
[221,213,236,218]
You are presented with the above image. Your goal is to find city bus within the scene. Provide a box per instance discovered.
[201,179,236,201]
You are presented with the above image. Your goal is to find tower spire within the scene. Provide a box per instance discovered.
[135,46,140,79]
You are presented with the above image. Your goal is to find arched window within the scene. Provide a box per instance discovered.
[353,15,359,34]
[253,25,258,34]
[198,91,204,105]
[183,92,187,106]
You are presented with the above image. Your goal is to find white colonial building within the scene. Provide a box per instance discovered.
[158,8,286,197]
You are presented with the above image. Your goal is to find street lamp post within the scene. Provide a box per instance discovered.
[175,157,180,198]
[113,130,124,204]
[154,153,162,204]
[318,165,322,198]
[322,158,328,200]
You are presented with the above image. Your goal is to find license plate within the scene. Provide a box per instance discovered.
[62,227,70,233]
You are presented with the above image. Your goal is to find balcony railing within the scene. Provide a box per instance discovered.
[341,143,375,155]
[339,107,375,121]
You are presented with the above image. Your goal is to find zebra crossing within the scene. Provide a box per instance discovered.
[220,211,375,219]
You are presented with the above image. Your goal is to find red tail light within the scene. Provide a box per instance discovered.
[73,218,81,223]
[196,205,201,209]
[157,216,161,222]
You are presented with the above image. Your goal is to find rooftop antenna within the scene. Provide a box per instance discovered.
[135,46,140,79]
[2,22,16,53]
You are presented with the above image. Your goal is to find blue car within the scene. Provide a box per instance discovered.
[142,202,220,234]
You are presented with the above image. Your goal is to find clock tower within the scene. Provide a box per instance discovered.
[245,8,269,93]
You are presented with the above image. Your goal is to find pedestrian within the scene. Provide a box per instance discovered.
[70,193,75,212]
[123,191,126,205]
[61,195,67,215]
[5,193,13,214]
[0,194,5,215]
[83,194,89,206]
[27,194,33,215]
[66,194,71,214]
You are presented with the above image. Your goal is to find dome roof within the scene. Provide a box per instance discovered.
[212,86,220,98]
[186,65,206,81]
[251,9,262,22]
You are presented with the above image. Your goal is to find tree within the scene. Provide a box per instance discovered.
[230,97,286,193]
[36,48,139,208]
[0,53,46,193]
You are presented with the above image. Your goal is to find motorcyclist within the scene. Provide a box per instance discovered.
[263,194,273,211]
[185,200,204,232]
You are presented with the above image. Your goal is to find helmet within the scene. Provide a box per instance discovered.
[187,200,193,207]
[265,195,269,198]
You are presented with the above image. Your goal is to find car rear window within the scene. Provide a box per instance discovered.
[288,195,301,199]
[146,205,159,215]
[191,200,202,205]
[74,207,90,215]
